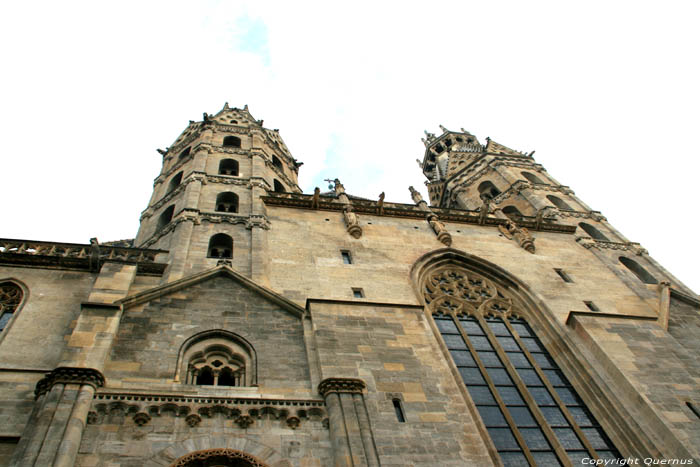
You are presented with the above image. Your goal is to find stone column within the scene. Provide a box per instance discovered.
[10,368,104,467]
[318,378,379,467]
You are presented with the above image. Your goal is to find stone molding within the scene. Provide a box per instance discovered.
[575,237,647,255]
[88,393,326,431]
[170,448,268,467]
[318,377,366,397]
[35,367,105,399]
[557,209,607,221]
[490,180,574,205]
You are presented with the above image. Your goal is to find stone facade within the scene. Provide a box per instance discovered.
[0,104,698,466]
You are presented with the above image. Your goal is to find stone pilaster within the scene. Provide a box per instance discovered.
[318,378,379,467]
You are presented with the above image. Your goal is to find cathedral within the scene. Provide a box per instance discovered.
[1,103,698,467]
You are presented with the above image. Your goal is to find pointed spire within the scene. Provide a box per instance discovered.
[244,104,249,111]
[223,102,230,110]
[439,124,449,133]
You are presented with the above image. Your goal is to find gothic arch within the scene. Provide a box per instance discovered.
[170,448,269,467]
[410,249,623,464]
[0,278,28,338]
[147,436,287,467]
[174,330,257,386]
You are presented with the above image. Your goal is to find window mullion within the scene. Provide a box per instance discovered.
[503,319,601,461]
[478,315,573,467]
[450,313,536,466]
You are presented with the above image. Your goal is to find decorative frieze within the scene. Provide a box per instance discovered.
[557,209,607,221]
[575,237,647,255]
[87,392,327,431]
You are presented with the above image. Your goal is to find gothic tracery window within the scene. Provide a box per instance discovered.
[424,267,620,466]
[178,331,256,388]
[0,282,23,332]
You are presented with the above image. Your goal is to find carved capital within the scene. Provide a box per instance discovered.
[318,377,366,397]
[35,367,105,399]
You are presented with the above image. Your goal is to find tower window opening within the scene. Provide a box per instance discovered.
[502,206,524,222]
[686,402,700,420]
[223,136,241,148]
[219,159,239,176]
[554,269,573,283]
[352,288,364,298]
[273,179,285,193]
[547,195,574,211]
[230,119,238,124]
[0,282,23,332]
[215,192,239,213]
[167,172,183,194]
[619,257,658,284]
[178,147,191,160]
[392,399,406,423]
[179,330,256,387]
[578,222,609,242]
[207,233,233,259]
[522,171,545,184]
[341,250,352,264]
[477,181,501,200]
[272,155,283,170]
[584,301,600,312]
[157,205,175,231]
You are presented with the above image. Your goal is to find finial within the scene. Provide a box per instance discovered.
[439,124,448,133]
[409,186,424,204]
[379,192,385,201]
[416,158,422,168]
[244,104,249,110]
[202,113,209,122]
[223,102,230,110]
[157,148,167,156]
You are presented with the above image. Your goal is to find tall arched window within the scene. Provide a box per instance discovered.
[578,223,609,242]
[219,159,239,176]
[619,257,658,284]
[178,147,191,160]
[207,233,233,258]
[176,330,257,387]
[424,267,620,465]
[547,195,573,211]
[215,192,238,213]
[167,172,183,194]
[478,181,501,200]
[223,136,241,148]
[0,282,23,332]
[502,206,524,222]
[157,205,175,231]
[522,172,545,185]
[273,179,285,193]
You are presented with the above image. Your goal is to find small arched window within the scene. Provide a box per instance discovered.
[578,222,609,241]
[178,147,191,160]
[218,159,239,176]
[273,180,285,193]
[547,195,573,211]
[272,155,283,170]
[478,181,501,200]
[223,136,241,148]
[619,257,658,284]
[167,172,183,194]
[177,330,257,387]
[157,205,175,231]
[502,206,524,222]
[215,192,238,213]
[207,233,233,259]
[521,172,545,184]
[0,282,24,332]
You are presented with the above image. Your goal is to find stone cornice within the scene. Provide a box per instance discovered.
[0,239,167,275]
[35,367,105,399]
[318,377,366,397]
[489,180,574,205]
[262,193,577,234]
[557,209,606,221]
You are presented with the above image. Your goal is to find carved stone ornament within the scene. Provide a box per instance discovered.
[35,367,105,399]
[236,414,254,428]
[286,416,301,430]
[343,208,363,239]
[423,267,517,319]
[185,413,202,427]
[170,448,269,467]
[318,377,366,397]
[498,221,535,254]
[216,259,233,267]
[133,412,151,426]
[428,215,452,246]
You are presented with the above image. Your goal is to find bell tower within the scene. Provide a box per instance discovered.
[134,103,302,283]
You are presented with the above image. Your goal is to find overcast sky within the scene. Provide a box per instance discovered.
[1,1,698,292]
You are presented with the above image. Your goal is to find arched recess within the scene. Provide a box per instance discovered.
[0,279,28,336]
[157,205,175,231]
[410,249,622,465]
[207,234,233,259]
[477,181,501,200]
[522,171,545,184]
[167,171,183,194]
[174,329,257,386]
[578,222,609,242]
[501,206,524,222]
[223,136,241,148]
[619,257,658,284]
[169,448,269,467]
[219,159,239,176]
[216,192,239,213]
[148,436,287,467]
[273,180,285,193]
[547,195,573,211]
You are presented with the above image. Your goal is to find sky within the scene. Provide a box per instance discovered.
[1,1,698,292]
